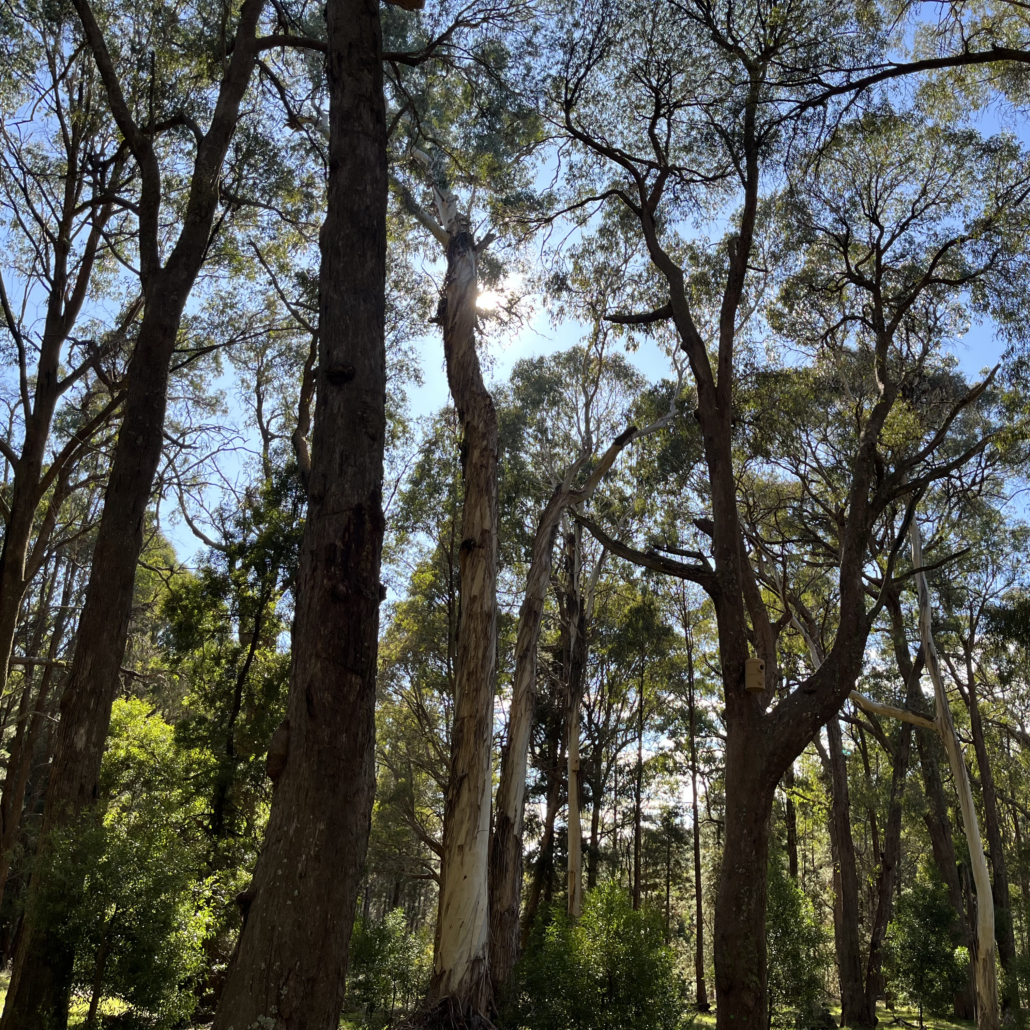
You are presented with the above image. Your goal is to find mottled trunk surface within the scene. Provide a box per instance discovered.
[1,1,266,1023]
[210,0,386,1026]
[426,206,498,1025]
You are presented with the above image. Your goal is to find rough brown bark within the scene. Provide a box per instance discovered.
[209,0,386,1025]
[1,0,267,1023]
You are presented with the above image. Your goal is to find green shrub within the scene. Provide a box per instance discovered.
[348,908,433,1025]
[33,699,211,1027]
[766,852,830,1028]
[501,881,691,1030]
[885,875,967,1022]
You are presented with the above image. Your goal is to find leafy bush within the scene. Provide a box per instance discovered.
[33,699,210,1027]
[766,852,831,1028]
[501,881,691,1030]
[348,908,433,1025]
[885,875,968,1022]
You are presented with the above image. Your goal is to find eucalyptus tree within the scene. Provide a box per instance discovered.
[552,0,1030,1016]
[0,0,292,1017]
[0,0,133,754]
[489,231,684,984]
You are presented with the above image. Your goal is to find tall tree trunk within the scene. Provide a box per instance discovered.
[521,722,565,948]
[488,420,664,986]
[489,487,563,987]
[824,718,868,1027]
[862,716,913,1024]
[688,641,710,1011]
[565,526,587,920]
[210,0,387,1025]
[713,726,774,1028]
[0,564,76,910]
[1,1,267,1023]
[911,523,999,1030]
[633,670,644,911]
[917,723,976,1018]
[424,191,498,1026]
[964,667,1019,1012]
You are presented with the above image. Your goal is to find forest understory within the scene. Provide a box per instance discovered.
[7,0,1030,1029]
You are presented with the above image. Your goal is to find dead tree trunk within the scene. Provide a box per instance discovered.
[209,0,388,1026]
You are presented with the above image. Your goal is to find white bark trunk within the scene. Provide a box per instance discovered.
[490,413,676,980]
[911,522,998,1030]
[426,184,497,1023]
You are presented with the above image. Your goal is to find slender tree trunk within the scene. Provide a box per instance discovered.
[565,527,587,920]
[824,718,868,1027]
[85,910,115,1030]
[862,716,912,1024]
[964,669,1019,1012]
[521,727,565,948]
[587,755,602,890]
[423,195,498,1026]
[1,1,267,1023]
[633,671,644,911]
[489,488,562,987]
[489,421,656,985]
[690,750,709,1006]
[783,765,799,882]
[912,523,998,1030]
[210,1,386,1025]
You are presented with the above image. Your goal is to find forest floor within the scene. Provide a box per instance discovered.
[688,1005,974,1029]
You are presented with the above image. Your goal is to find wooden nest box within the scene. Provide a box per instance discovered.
[745,656,765,693]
